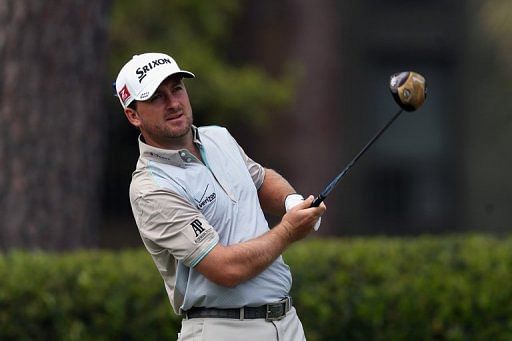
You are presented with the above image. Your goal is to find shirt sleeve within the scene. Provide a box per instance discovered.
[132,188,219,268]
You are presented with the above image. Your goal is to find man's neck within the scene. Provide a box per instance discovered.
[142,129,202,161]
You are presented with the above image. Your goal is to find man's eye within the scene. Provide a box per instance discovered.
[149,93,162,101]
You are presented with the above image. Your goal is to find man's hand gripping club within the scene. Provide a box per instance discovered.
[280,195,326,241]
[285,194,323,231]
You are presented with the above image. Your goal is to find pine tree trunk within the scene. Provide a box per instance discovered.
[0,1,111,250]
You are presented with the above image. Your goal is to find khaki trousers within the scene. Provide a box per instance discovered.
[177,307,306,341]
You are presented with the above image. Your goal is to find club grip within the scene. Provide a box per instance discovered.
[311,195,325,207]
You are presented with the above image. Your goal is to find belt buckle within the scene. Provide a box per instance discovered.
[265,298,288,321]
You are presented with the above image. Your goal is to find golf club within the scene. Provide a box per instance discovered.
[311,71,427,207]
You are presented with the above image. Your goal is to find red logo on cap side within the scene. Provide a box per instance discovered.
[119,85,131,104]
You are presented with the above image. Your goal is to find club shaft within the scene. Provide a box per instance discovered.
[311,109,403,207]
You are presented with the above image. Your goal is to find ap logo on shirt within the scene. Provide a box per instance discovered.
[190,219,205,237]
[190,219,209,244]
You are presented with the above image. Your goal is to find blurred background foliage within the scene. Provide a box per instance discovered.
[108,0,296,127]
[3,0,511,249]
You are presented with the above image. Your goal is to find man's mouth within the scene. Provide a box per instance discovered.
[165,113,183,121]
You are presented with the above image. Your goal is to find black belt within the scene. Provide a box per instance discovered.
[184,297,292,321]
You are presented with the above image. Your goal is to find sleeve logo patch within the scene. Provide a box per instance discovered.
[190,219,206,237]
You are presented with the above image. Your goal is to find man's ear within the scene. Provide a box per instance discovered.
[124,108,141,128]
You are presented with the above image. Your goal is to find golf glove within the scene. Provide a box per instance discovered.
[285,194,321,231]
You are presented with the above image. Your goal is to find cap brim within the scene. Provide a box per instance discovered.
[178,71,195,79]
[134,70,195,102]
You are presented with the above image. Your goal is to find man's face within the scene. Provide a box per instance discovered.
[126,75,193,148]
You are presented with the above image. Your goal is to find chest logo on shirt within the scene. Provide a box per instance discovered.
[194,184,217,209]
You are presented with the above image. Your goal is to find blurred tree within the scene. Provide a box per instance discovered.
[0,1,111,250]
[478,0,512,68]
[108,0,295,127]
[462,0,512,231]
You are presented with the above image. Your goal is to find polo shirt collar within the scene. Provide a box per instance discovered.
[138,125,202,167]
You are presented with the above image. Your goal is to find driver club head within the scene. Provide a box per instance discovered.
[390,72,427,111]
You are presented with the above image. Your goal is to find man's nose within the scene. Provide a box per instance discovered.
[164,92,179,109]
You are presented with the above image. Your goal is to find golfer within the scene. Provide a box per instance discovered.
[114,52,326,340]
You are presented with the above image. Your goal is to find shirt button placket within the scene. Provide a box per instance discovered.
[179,151,188,166]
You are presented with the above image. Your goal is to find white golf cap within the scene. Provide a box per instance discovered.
[115,52,195,109]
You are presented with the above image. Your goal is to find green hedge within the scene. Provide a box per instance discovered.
[0,249,180,340]
[1,235,512,340]
[287,234,512,340]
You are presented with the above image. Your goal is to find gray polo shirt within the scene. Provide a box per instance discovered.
[129,125,292,314]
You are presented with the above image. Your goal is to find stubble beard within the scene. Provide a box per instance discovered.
[158,112,193,140]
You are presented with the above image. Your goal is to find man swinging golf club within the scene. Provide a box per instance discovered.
[114,52,326,341]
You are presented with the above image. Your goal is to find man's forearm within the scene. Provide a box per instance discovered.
[203,221,293,287]
[258,168,296,216]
